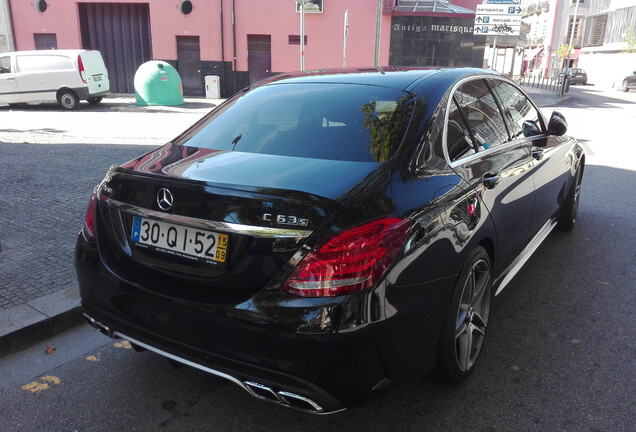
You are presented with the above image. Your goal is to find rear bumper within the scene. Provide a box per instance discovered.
[73,86,110,100]
[75,235,450,413]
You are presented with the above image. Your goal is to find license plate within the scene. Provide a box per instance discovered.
[131,216,228,264]
[93,75,102,81]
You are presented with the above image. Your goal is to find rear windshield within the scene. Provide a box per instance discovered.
[177,83,414,162]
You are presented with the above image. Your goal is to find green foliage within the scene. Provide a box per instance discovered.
[556,45,570,61]
[361,95,414,162]
[623,26,636,53]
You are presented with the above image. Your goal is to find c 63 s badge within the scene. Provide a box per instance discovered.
[263,213,309,227]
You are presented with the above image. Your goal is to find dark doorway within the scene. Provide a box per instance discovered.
[248,35,271,85]
[34,33,57,50]
[177,36,203,96]
[79,3,152,93]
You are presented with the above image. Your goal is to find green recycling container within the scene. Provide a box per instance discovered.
[134,61,184,106]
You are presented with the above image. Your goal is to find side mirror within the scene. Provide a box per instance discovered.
[548,111,568,136]
[522,120,541,137]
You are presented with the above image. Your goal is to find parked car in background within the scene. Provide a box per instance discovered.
[76,67,584,414]
[558,68,588,85]
[620,71,636,92]
[0,49,109,109]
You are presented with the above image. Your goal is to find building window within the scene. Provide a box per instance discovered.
[565,17,583,47]
[34,33,57,50]
[288,35,308,45]
[570,0,584,4]
[582,14,607,47]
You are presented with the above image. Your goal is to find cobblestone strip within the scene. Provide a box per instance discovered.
[0,142,154,309]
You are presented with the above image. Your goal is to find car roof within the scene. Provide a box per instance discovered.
[256,67,500,92]
[2,49,90,56]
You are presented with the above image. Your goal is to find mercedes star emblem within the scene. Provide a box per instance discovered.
[157,188,174,211]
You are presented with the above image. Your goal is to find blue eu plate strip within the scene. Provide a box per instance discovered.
[131,216,141,242]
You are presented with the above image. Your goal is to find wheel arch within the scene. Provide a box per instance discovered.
[56,86,77,100]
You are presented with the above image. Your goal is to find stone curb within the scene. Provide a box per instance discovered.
[0,286,84,358]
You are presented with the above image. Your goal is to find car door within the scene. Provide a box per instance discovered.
[488,79,568,237]
[446,78,535,275]
[0,55,19,103]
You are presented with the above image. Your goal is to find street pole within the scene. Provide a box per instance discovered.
[300,1,305,70]
[492,37,497,71]
[343,8,349,67]
[564,0,580,71]
[374,0,381,68]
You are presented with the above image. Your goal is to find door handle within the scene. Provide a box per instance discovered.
[532,149,544,160]
[483,172,500,189]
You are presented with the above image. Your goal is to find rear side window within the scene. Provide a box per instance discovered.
[0,56,10,73]
[489,80,542,140]
[451,79,508,152]
[16,55,74,73]
[178,83,414,162]
[446,99,476,162]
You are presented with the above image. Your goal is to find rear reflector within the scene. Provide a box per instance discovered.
[282,217,411,297]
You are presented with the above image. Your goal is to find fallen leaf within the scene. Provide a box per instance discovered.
[114,340,132,349]
[44,345,56,355]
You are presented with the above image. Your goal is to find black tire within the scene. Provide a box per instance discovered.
[558,166,583,231]
[58,90,79,110]
[437,246,492,384]
[621,80,630,92]
[87,97,103,105]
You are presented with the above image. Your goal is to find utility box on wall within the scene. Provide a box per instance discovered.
[205,75,221,99]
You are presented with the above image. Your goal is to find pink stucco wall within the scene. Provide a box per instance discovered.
[9,0,392,71]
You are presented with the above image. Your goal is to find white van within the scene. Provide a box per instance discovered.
[0,49,110,110]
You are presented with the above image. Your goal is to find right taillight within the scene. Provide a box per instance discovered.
[82,189,97,241]
[282,217,411,298]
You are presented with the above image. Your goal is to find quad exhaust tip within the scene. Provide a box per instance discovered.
[243,381,324,413]
[83,313,327,414]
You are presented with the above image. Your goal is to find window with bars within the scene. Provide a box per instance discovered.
[582,14,607,47]
[565,17,583,46]
[288,35,308,45]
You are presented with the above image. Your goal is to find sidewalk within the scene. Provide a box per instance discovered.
[0,86,570,358]
[521,84,571,107]
[0,94,223,358]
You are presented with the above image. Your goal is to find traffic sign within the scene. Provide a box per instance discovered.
[473,4,522,36]
[486,0,520,4]
[476,4,523,15]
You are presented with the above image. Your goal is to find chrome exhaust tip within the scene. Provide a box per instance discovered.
[244,381,282,404]
[277,391,324,413]
[83,313,114,338]
[243,381,324,413]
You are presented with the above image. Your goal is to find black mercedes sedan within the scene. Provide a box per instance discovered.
[76,67,584,414]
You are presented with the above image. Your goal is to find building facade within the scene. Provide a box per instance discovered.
[7,0,485,96]
[579,0,636,88]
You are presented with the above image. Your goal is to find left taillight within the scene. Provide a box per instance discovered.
[282,217,411,298]
[82,189,97,241]
[78,55,87,84]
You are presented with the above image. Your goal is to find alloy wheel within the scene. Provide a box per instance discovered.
[454,259,491,372]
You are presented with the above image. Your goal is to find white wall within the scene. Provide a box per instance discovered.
[578,52,636,89]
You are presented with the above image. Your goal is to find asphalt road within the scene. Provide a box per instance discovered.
[0,87,634,431]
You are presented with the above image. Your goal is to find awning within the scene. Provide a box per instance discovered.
[523,47,543,61]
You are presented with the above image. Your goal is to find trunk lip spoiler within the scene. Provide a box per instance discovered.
[102,196,313,239]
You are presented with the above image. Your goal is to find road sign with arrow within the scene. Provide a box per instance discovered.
[474,4,522,36]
